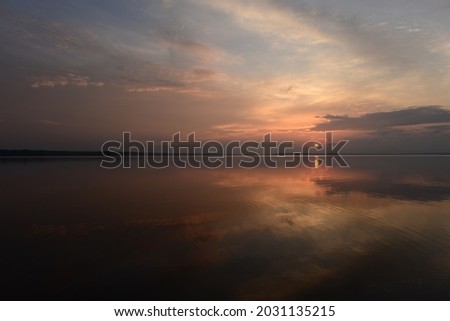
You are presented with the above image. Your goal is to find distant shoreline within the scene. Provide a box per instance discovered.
[0,150,449,157]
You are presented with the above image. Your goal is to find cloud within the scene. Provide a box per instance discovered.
[424,124,450,134]
[184,68,218,83]
[124,67,222,97]
[30,73,104,88]
[269,0,448,73]
[199,0,450,107]
[2,1,450,149]
[166,37,219,61]
[312,106,450,131]
[0,8,112,58]
[199,0,329,45]
[125,85,214,97]
[146,28,243,67]
[34,119,74,126]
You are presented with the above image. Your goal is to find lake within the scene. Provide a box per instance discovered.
[1,156,449,300]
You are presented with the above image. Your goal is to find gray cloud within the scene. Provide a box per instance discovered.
[0,7,116,62]
[30,73,104,88]
[271,1,447,71]
[0,3,236,97]
[425,124,450,134]
[312,106,450,131]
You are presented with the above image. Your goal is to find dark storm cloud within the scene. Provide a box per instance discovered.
[312,106,450,131]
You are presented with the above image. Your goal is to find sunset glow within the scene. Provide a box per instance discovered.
[1,0,450,153]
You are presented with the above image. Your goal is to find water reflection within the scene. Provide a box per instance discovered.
[0,157,449,300]
[314,157,450,202]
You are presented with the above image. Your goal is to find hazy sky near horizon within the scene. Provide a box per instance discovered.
[1,0,450,152]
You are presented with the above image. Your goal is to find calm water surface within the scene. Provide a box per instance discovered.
[1,157,449,300]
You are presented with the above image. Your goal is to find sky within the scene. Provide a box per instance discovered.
[1,0,450,152]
